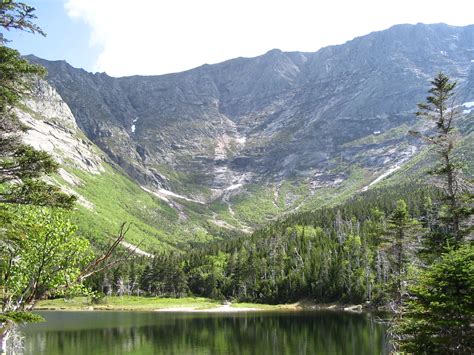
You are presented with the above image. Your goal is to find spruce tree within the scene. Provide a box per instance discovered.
[410,72,472,247]
[393,73,474,353]
[394,245,473,354]
[381,200,424,304]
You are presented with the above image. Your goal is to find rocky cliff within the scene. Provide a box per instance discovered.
[26,23,474,232]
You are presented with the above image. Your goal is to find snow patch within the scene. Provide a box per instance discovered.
[235,136,246,145]
[363,164,402,191]
[131,117,139,133]
[141,186,169,203]
[141,186,203,204]
[462,102,474,114]
[120,241,154,258]
[225,183,243,191]
[158,188,203,204]
[361,146,417,192]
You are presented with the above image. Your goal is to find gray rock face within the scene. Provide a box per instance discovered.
[28,23,474,202]
[18,79,105,209]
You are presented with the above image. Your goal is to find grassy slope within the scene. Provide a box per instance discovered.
[57,162,236,252]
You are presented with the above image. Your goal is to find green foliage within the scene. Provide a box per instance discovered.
[140,253,189,297]
[381,199,425,302]
[68,164,188,251]
[1,178,76,206]
[0,4,89,345]
[0,0,44,44]
[102,184,436,305]
[394,244,474,354]
[0,205,94,312]
[411,72,471,246]
[36,295,222,311]
[0,311,43,324]
[391,72,474,353]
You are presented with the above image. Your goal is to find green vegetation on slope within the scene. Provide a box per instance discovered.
[57,163,236,252]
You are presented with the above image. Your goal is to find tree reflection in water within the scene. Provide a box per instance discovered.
[23,311,388,354]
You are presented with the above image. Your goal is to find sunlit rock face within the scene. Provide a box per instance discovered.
[18,79,105,210]
[28,23,474,204]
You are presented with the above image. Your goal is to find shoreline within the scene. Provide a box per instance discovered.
[154,304,260,313]
[35,296,368,313]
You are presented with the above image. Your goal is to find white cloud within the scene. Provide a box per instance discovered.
[65,0,474,77]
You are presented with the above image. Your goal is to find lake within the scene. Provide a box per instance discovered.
[22,310,389,354]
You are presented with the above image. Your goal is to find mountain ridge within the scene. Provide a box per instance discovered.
[25,22,474,235]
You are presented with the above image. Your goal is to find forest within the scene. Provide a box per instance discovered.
[90,184,438,304]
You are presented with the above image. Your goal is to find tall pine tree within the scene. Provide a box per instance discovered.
[410,72,472,247]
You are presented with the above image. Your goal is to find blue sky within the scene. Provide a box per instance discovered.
[7,0,100,71]
[5,0,474,77]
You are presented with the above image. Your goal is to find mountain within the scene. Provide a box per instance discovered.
[18,79,236,252]
[25,23,474,243]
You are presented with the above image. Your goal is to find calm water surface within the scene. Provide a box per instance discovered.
[23,310,388,354]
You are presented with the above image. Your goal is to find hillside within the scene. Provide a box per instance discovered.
[19,80,234,252]
[23,23,474,248]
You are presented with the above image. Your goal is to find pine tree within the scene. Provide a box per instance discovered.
[381,200,424,304]
[410,72,472,247]
[393,73,474,353]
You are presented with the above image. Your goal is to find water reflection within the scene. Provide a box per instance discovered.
[23,311,388,354]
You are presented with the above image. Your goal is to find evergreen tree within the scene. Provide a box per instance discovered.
[394,245,473,354]
[0,0,44,44]
[381,200,424,303]
[410,72,472,247]
[393,73,474,353]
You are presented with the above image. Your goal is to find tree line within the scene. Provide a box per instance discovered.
[90,184,435,304]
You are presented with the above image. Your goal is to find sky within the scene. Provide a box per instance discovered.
[7,0,474,77]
